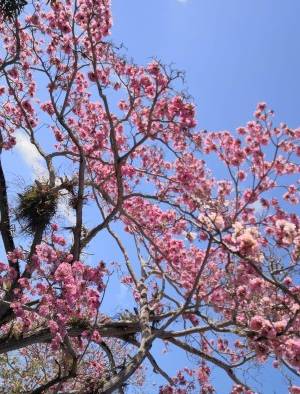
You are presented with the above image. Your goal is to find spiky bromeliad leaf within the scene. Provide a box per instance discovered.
[0,0,27,21]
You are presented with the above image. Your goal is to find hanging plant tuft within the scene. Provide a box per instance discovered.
[16,181,58,233]
[0,0,27,21]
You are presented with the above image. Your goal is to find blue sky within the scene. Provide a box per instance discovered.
[112,0,300,130]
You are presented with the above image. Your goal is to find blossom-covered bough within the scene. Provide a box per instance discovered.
[0,0,299,393]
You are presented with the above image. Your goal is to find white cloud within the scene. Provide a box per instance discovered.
[250,200,264,215]
[57,198,76,226]
[177,0,188,3]
[15,132,48,180]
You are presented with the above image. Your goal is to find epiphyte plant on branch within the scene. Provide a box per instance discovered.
[0,0,299,393]
[0,0,27,20]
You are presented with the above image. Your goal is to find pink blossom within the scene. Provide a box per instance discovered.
[290,387,300,394]
[54,262,73,282]
[91,330,102,343]
[249,316,264,331]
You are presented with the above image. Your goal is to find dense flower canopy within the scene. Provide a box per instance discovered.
[0,0,299,393]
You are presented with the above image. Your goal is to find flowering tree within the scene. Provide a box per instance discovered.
[0,0,299,393]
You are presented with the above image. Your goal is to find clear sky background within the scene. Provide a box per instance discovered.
[112,0,300,131]
[2,1,300,393]
[109,1,300,393]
